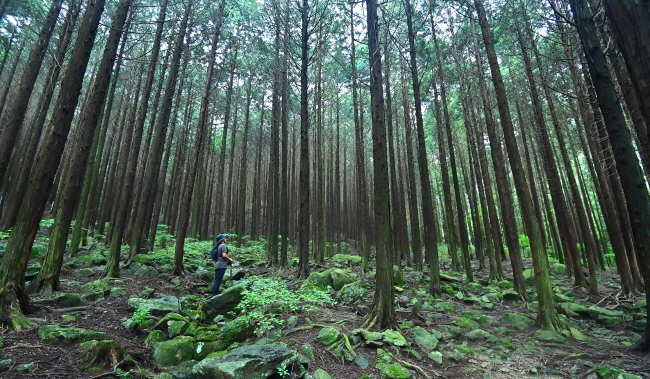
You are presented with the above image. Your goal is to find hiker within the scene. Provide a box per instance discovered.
[212,233,233,296]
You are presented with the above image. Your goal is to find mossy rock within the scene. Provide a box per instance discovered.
[133,254,153,265]
[55,293,82,307]
[75,268,95,279]
[145,330,167,347]
[501,289,522,301]
[315,327,340,346]
[550,263,566,275]
[522,268,535,285]
[553,293,574,303]
[382,330,407,347]
[434,301,454,313]
[393,266,405,286]
[202,284,245,321]
[128,296,179,316]
[194,341,220,361]
[195,325,222,342]
[302,344,315,359]
[466,329,492,340]
[191,344,299,379]
[38,325,105,345]
[153,337,195,367]
[502,312,532,331]
[133,265,159,277]
[376,362,410,378]
[331,254,362,264]
[336,281,367,305]
[313,368,332,379]
[0,359,13,371]
[457,317,480,330]
[534,329,566,344]
[587,305,624,319]
[330,269,357,290]
[81,279,112,294]
[411,327,438,350]
[216,315,252,351]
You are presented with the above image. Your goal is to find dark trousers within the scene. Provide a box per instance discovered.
[212,268,227,296]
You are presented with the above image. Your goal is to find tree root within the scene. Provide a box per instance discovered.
[396,358,446,379]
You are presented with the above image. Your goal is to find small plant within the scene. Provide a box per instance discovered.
[39,218,55,228]
[124,308,150,329]
[276,365,290,377]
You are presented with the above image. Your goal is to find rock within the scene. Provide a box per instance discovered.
[195,267,215,283]
[153,337,195,367]
[587,305,624,319]
[305,271,334,289]
[331,254,362,264]
[61,314,75,322]
[194,325,222,342]
[133,265,159,277]
[194,341,219,361]
[330,269,357,290]
[467,329,492,340]
[168,320,189,338]
[82,291,104,302]
[33,298,55,306]
[302,344,315,359]
[128,296,179,316]
[411,327,438,350]
[502,312,531,331]
[25,264,40,280]
[141,287,155,299]
[16,362,38,373]
[634,299,647,309]
[75,268,95,278]
[534,330,566,344]
[393,265,405,286]
[315,327,340,346]
[550,263,566,275]
[0,359,12,371]
[191,344,299,379]
[313,368,332,379]
[428,351,443,364]
[376,362,410,378]
[359,329,383,347]
[38,325,105,345]
[457,317,480,330]
[55,293,82,307]
[81,279,112,294]
[355,356,369,369]
[336,281,367,305]
[382,330,407,347]
[224,268,247,281]
[553,293,574,303]
[110,287,126,297]
[217,316,252,350]
[560,302,589,318]
[501,289,521,301]
[122,262,142,275]
[202,284,245,321]
[568,327,588,341]
[145,330,167,347]
[133,254,153,265]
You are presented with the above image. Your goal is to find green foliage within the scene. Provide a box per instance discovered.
[39,218,55,228]
[125,308,150,329]
[339,241,351,254]
[519,235,530,248]
[236,277,333,336]
[276,365,290,377]
[0,229,10,240]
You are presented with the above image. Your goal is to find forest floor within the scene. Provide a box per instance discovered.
[0,230,648,379]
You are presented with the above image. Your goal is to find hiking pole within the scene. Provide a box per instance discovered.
[230,264,233,287]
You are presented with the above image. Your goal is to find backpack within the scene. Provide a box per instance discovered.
[211,245,221,261]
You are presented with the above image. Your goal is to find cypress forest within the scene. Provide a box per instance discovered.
[0,0,648,377]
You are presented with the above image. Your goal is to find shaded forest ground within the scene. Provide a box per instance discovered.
[0,226,648,379]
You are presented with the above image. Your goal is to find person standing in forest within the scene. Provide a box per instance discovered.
[211,234,233,296]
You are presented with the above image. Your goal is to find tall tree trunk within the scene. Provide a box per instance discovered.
[128,0,192,260]
[0,0,63,188]
[0,0,105,330]
[474,0,559,330]
[104,0,168,277]
[570,0,650,351]
[173,0,226,276]
[236,77,253,247]
[28,0,131,294]
[408,0,440,294]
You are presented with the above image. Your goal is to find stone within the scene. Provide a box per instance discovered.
[457,317,480,330]
[202,284,245,321]
[38,325,105,345]
[330,269,357,290]
[331,254,362,264]
[168,320,189,338]
[428,351,443,364]
[0,359,12,371]
[302,344,315,359]
[217,316,252,350]
[195,267,215,283]
[315,327,340,346]
[393,266,405,287]
[568,327,588,341]
[355,356,369,369]
[376,362,410,378]
[550,263,566,275]
[110,287,126,297]
[16,362,38,373]
[55,293,82,307]
[467,329,492,340]
[411,327,438,350]
[191,344,299,379]
[313,368,332,379]
[81,279,112,294]
[133,254,153,265]
[501,289,521,301]
[61,314,75,322]
[82,291,104,302]
[25,264,40,280]
[553,293,574,303]
[75,268,95,278]
[502,312,531,331]
[194,341,219,361]
[587,305,624,319]
[534,330,566,344]
[128,296,179,316]
[133,265,159,277]
[382,330,407,347]
[336,281,367,305]
[121,262,142,275]
[153,337,195,367]
[360,330,383,347]
[561,302,589,318]
[304,271,334,289]
[145,330,167,347]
